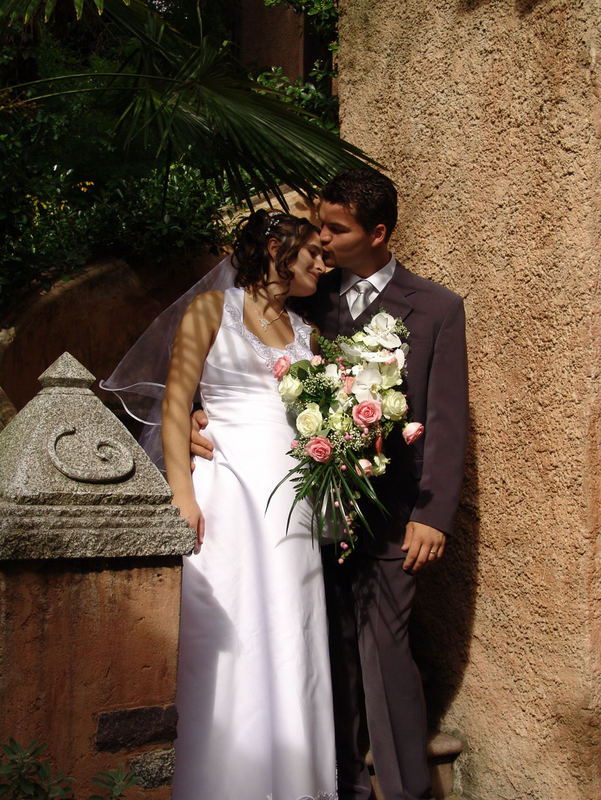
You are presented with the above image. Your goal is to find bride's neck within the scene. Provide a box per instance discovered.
[247,284,288,314]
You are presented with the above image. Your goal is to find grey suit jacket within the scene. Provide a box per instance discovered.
[305,261,468,557]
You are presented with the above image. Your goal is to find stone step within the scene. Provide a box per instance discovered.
[367,731,464,800]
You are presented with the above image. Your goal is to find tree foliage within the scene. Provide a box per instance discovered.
[0,0,367,311]
[1,0,362,204]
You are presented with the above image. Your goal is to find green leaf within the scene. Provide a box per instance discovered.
[43,0,57,20]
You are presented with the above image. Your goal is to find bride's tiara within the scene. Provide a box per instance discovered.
[264,214,288,239]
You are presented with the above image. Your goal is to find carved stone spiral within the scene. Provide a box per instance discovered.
[48,425,135,484]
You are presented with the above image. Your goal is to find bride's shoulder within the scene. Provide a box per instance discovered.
[178,291,225,337]
[185,289,225,316]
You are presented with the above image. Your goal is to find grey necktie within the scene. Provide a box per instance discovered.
[350,279,375,319]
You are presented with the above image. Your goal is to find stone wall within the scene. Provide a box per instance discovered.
[338,2,601,798]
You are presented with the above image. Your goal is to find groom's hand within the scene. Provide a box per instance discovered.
[402,521,446,573]
[190,409,214,466]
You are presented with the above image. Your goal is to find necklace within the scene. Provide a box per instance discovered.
[257,306,287,331]
[248,292,288,331]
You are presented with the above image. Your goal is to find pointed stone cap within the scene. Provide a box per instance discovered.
[38,352,95,389]
[0,352,196,559]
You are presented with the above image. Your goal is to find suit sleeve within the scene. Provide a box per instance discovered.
[409,295,468,535]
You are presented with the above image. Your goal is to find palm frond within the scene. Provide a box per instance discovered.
[1,0,374,205]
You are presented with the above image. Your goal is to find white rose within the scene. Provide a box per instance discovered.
[278,374,303,402]
[379,362,401,389]
[372,453,390,476]
[296,403,323,436]
[339,340,364,363]
[329,410,352,432]
[363,312,402,349]
[361,349,396,363]
[381,389,408,420]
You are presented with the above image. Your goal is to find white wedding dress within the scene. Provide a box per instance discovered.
[172,287,337,800]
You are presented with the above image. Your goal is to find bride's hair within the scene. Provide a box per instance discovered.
[232,209,319,291]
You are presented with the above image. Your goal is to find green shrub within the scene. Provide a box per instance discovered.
[0,739,140,799]
[253,62,338,132]
[0,25,227,313]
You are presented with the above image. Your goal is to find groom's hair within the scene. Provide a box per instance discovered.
[321,168,398,241]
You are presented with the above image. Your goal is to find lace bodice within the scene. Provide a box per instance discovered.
[220,287,313,371]
[198,287,313,419]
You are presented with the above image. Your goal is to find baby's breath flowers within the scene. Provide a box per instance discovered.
[268,311,424,563]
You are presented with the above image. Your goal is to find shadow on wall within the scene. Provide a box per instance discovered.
[410,404,479,732]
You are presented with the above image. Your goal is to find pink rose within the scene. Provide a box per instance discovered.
[355,458,373,478]
[343,376,355,394]
[273,355,291,380]
[290,440,299,449]
[304,436,333,463]
[310,355,324,366]
[403,422,424,445]
[352,400,382,428]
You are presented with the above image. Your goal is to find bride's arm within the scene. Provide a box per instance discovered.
[162,291,223,545]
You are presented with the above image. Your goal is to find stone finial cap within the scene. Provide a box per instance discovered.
[0,352,196,559]
[38,352,95,389]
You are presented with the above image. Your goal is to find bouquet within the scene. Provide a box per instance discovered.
[269,311,424,562]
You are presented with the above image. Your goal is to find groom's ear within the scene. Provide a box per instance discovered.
[369,223,388,247]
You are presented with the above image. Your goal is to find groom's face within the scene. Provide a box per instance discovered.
[318,201,374,275]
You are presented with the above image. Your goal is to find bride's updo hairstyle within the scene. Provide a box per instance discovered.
[233,209,319,292]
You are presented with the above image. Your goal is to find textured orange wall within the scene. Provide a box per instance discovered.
[0,559,182,799]
[339,1,601,798]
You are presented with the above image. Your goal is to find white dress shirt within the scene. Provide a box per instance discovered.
[340,254,397,317]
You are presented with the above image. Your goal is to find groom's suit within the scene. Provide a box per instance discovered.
[308,261,468,800]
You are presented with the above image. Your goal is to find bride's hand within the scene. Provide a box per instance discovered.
[190,409,214,466]
[173,497,205,552]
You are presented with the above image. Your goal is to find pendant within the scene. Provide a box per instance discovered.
[259,317,270,331]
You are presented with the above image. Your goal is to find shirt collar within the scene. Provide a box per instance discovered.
[339,254,396,296]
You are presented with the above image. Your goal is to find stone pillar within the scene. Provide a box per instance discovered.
[0,353,196,798]
[338,2,601,799]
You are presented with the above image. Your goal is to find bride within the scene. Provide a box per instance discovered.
[160,210,336,800]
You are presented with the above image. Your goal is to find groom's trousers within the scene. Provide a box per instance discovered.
[323,547,431,800]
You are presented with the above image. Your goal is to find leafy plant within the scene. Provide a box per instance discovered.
[256,0,339,129]
[89,766,140,800]
[0,739,140,800]
[0,0,360,312]
[253,62,338,132]
[0,739,74,799]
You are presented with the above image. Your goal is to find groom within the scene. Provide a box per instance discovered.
[192,168,468,800]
